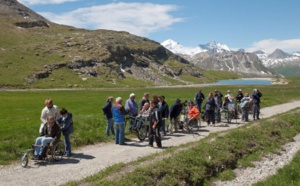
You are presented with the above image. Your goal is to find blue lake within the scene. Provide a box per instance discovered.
[213,79,272,85]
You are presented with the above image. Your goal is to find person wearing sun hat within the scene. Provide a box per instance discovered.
[236,88,244,103]
[125,93,138,116]
[226,90,234,102]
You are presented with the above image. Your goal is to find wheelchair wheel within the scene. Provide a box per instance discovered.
[51,141,65,160]
[227,112,233,123]
[137,125,148,141]
[188,119,197,133]
[20,153,28,168]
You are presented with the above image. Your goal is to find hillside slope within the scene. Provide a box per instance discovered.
[0,0,205,88]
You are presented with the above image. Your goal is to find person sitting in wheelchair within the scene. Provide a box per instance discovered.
[135,103,150,129]
[33,116,61,160]
[187,101,200,122]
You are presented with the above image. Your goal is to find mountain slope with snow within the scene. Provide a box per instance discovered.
[161,39,230,56]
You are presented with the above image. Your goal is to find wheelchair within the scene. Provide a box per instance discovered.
[127,116,149,141]
[221,102,236,123]
[20,140,65,167]
[179,111,200,134]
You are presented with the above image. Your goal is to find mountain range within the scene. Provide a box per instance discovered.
[161,39,300,77]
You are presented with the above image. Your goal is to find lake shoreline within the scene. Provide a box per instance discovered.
[0,78,287,92]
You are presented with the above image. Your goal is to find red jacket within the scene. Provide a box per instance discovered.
[188,106,200,119]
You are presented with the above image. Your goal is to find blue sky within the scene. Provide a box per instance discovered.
[19,0,300,53]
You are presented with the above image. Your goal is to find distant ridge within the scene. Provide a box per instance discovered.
[0,0,49,22]
[267,49,291,59]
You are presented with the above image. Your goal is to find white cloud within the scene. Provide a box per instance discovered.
[18,0,79,5]
[38,2,183,36]
[246,39,300,54]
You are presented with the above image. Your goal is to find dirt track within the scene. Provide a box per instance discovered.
[0,101,299,186]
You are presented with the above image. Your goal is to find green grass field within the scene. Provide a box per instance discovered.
[1,77,300,165]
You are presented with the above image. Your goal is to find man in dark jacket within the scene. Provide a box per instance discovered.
[252,89,262,120]
[205,93,216,126]
[102,96,114,137]
[57,108,74,157]
[148,99,162,148]
[34,116,61,160]
[195,89,205,112]
[168,99,183,133]
[236,89,244,103]
[214,90,223,123]
[158,95,169,136]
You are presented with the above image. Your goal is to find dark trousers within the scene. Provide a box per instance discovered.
[149,127,162,147]
[206,110,215,124]
[253,103,260,119]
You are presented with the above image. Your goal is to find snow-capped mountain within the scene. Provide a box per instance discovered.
[161,39,207,56]
[198,41,231,54]
[255,49,300,67]
[161,39,230,56]
[161,39,276,77]
[292,52,300,57]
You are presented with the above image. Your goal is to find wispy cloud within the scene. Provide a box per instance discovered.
[247,39,300,54]
[18,0,79,5]
[39,2,184,36]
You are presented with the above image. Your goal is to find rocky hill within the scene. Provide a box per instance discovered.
[0,0,204,88]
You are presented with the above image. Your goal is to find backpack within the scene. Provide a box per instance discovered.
[240,99,250,109]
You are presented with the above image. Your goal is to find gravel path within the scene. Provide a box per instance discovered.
[0,101,300,186]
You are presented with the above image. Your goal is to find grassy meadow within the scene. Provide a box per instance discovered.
[1,77,300,165]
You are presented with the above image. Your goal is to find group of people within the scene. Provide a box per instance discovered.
[103,88,262,148]
[195,88,263,125]
[33,99,74,160]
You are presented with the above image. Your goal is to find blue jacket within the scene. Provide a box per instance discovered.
[252,91,262,104]
[112,103,128,123]
[102,101,113,119]
[57,113,74,136]
[125,98,138,116]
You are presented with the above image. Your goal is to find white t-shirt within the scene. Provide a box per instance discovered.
[40,105,59,123]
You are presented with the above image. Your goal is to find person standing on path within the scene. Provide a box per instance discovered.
[240,93,251,122]
[112,97,128,145]
[169,99,183,133]
[195,89,205,112]
[236,89,244,103]
[214,90,223,123]
[148,99,162,148]
[252,89,262,120]
[158,95,169,136]
[102,96,114,137]
[40,98,59,133]
[125,93,138,132]
[205,93,216,126]
[57,108,74,157]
